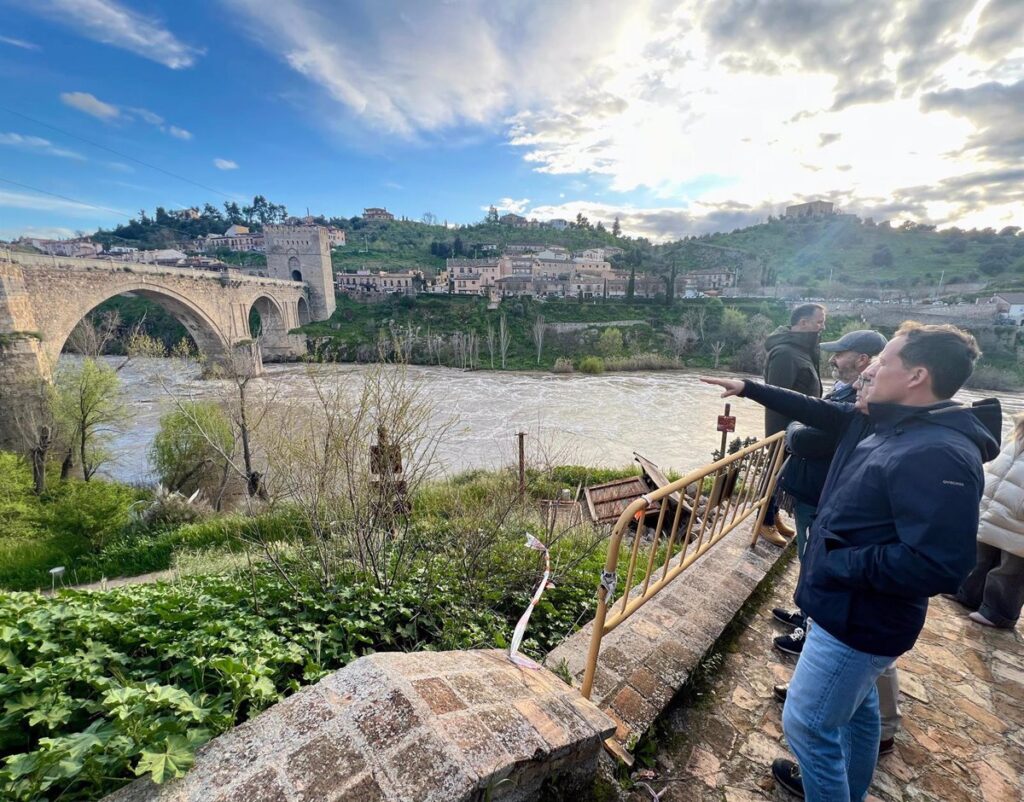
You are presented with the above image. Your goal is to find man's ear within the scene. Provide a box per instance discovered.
[907,365,929,391]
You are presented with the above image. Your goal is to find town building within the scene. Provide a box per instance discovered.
[992,293,1024,325]
[172,207,201,221]
[546,219,569,230]
[535,247,570,261]
[24,237,104,258]
[785,200,835,218]
[363,207,395,222]
[199,225,265,253]
[498,213,528,227]
[326,227,347,247]
[683,268,736,291]
[337,270,422,295]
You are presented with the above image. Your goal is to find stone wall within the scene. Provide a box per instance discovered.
[104,650,615,802]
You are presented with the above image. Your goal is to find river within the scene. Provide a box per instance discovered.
[96,358,1024,486]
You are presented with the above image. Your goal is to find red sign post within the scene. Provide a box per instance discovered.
[717,403,735,458]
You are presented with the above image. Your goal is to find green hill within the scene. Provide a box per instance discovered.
[670,216,1024,295]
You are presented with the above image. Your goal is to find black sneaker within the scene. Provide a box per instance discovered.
[774,628,806,656]
[772,607,806,629]
[771,758,805,798]
[879,737,895,756]
[773,683,789,703]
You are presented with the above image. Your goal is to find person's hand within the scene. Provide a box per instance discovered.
[700,377,745,397]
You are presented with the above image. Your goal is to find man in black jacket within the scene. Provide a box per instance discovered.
[772,329,888,653]
[759,303,826,547]
[703,322,1000,801]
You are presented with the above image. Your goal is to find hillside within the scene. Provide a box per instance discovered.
[87,203,1024,297]
[675,215,1024,295]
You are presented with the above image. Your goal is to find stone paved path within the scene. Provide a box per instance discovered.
[631,559,1024,802]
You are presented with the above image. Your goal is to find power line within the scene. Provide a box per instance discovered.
[0,176,134,219]
[0,104,236,200]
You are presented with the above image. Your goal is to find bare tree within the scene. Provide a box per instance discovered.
[486,322,496,369]
[259,363,453,591]
[499,313,510,369]
[711,340,725,368]
[532,315,545,365]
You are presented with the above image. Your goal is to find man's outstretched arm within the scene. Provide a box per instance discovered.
[701,377,853,434]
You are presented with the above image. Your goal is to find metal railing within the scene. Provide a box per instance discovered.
[580,431,787,699]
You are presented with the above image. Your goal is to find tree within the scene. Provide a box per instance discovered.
[710,341,725,368]
[612,216,622,237]
[499,313,511,369]
[871,245,893,267]
[53,358,126,481]
[532,316,545,365]
[150,402,234,502]
[626,265,635,300]
[719,308,748,348]
[597,327,623,357]
[486,205,499,224]
[421,212,437,226]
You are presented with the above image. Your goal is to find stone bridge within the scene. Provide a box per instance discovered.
[0,238,338,448]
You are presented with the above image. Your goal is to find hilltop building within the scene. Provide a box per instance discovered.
[363,207,395,222]
[337,270,422,295]
[785,200,835,218]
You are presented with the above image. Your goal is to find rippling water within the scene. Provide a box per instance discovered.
[91,357,1024,485]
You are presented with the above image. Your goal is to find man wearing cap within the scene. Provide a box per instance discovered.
[768,331,904,761]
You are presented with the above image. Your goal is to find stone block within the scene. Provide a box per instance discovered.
[476,704,550,763]
[437,710,514,780]
[411,677,466,715]
[284,734,365,802]
[214,768,289,802]
[382,732,473,802]
[354,688,422,745]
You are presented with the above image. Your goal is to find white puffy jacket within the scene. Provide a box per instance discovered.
[977,440,1024,558]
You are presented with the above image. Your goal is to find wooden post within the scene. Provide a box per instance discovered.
[518,431,526,503]
[719,403,730,459]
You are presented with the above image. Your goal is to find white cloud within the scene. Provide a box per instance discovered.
[0,188,124,217]
[61,93,194,140]
[226,0,1024,231]
[1,225,77,240]
[213,158,239,170]
[0,132,85,160]
[30,0,202,69]
[483,197,530,214]
[0,35,40,50]
[60,91,120,120]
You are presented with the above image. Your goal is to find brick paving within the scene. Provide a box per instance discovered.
[631,559,1024,802]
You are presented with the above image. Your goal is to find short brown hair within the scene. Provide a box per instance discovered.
[790,303,825,327]
[895,322,981,399]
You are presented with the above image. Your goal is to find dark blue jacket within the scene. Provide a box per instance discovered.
[742,381,1000,657]
[778,382,857,507]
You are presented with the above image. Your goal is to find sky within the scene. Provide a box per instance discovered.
[0,0,1022,243]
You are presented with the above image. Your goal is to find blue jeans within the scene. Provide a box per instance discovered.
[782,624,894,801]
[794,501,816,561]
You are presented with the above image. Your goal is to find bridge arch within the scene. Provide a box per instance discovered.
[51,283,233,368]
[296,296,310,326]
[247,294,288,339]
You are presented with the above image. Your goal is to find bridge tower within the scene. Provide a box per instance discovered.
[264,224,336,321]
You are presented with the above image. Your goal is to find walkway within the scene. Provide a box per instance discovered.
[632,559,1024,801]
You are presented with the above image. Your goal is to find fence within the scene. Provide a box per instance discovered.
[580,431,787,700]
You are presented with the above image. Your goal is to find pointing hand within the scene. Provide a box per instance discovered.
[700,377,745,398]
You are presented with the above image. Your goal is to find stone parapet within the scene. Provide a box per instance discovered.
[103,649,616,802]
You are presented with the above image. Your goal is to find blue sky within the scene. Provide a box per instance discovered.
[1,0,1022,242]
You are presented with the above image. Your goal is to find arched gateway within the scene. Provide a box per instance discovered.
[0,247,333,447]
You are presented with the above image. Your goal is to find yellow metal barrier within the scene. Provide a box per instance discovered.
[580,431,787,700]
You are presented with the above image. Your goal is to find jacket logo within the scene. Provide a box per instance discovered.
[942,480,965,487]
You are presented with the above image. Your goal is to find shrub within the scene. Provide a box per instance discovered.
[578,356,605,374]
[150,402,233,497]
[551,357,574,374]
[37,480,141,550]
